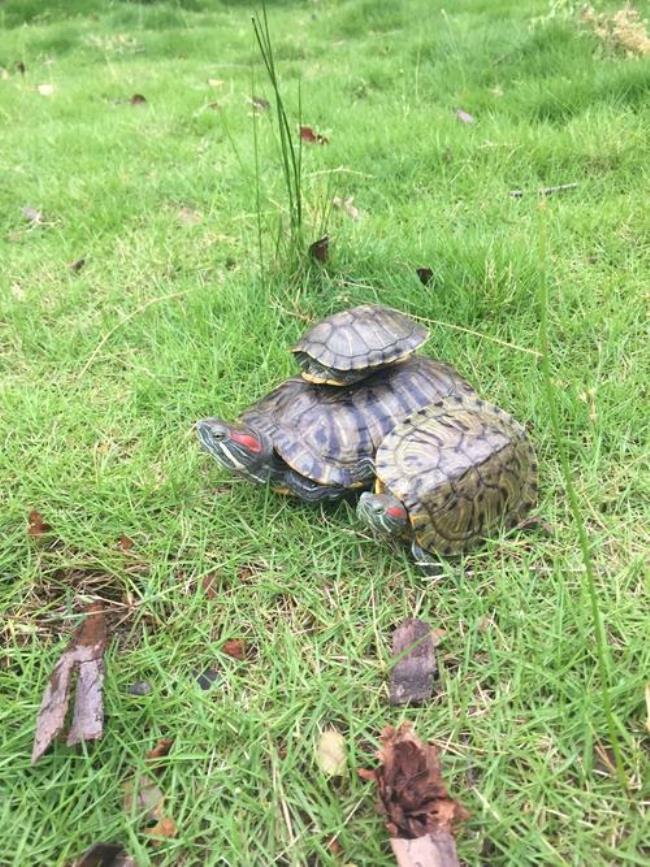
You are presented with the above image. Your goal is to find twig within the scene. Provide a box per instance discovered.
[77,291,189,379]
[509,182,578,199]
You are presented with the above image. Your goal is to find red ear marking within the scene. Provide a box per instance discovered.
[386,505,406,519]
[230,432,262,453]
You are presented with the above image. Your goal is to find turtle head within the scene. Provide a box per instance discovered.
[357,491,409,538]
[196,418,273,483]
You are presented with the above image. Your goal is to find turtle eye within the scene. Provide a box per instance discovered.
[212,429,227,441]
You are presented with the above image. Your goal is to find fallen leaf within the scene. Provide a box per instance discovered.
[145,816,177,844]
[178,206,202,226]
[123,776,164,820]
[326,837,343,856]
[359,722,469,838]
[332,195,361,221]
[237,562,261,582]
[430,627,446,647]
[127,680,151,697]
[208,78,224,88]
[300,125,328,144]
[594,742,617,778]
[118,535,135,552]
[309,235,329,263]
[455,108,475,124]
[390,618,437,706]
[22,206,44,226]
[202,573,219,599]
[73,842,135,867]
[28,509,51,537]
[16,61,26,76]
[129,93,146,105]
[317,728,346,777]
[194,667,219,690]
[32,602,108,763]
[37,83,55,96]
[416,266,434,286]
[646,683,650,734]
[221,638,246,660]
[146,737,174,762]
[249,95,270,111]
[69,257,86,273]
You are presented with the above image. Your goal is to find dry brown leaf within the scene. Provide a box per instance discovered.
[309,235,329,263]
[178,206,202,226]
[22,206,44,226]
[300,125,328,144]
[129,93,146,105]
[28,509,51,537]
[221,638,247,660]
[123,775,164,820]
[333,195,361,221]
[455,108,475,124]
[118,535,135,552]
[146,737,174,762]
[416,267,434,286]
[359,723,469,839]
[317,728,346,777]
[146,816,178,844]
[202,573,219,599]
[32,603,108,763]
[69,257,86,273]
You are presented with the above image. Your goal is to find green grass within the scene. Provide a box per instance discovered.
[1,0,649,864]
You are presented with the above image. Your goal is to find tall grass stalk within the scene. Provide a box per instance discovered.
[252,4,303,255]
[536,205,627,792]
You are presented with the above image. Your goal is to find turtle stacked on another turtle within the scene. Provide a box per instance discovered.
[196,303,538,561]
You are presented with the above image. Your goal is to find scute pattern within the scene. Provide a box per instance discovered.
[240,357,476,489]
[293,304,428,374]
[375,397,537,555]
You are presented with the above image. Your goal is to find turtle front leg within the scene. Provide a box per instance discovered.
[410,540,444,577]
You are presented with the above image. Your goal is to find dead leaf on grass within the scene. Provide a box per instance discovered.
[146,737,174,762]
[118,535,135,553]
[309,235,329,263]
[178,206,203,226]
[28,509,51,537]
[333,195,361,221]
[202,573,219,599]
[455,108,475,124]
[145,815,178,844]
[300,125,328,144]
[123,775,164,820]
[249,95,270,111]
[37,83,55,96]
[359,723,469,839]
[73,842,135,867]
[22,206,44,226]
[221,638,247,660]
[317,728,347,777]
[390,618,437,706]
[416,266,434,286]
[32,602,108,763]
[16,61,26,76]
[69,257,86,273]
[129,93,146,105]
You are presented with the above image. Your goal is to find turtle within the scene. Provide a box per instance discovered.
[356,395,538,563]
[196,356,476,502]
[291,304,429,386]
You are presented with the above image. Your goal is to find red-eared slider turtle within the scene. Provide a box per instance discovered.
[292,304,428,386]
[357,396,537,562]
[196,357,476,502]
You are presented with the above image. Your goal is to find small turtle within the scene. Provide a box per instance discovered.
[292,304,428,386]
[357,396,538,563]
[196,357,476,502]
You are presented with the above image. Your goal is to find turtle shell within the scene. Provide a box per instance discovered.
[240,356,476,490]
[374,396,538,555]
[292,304,428,385]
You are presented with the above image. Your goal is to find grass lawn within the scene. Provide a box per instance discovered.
[1,0,649,863]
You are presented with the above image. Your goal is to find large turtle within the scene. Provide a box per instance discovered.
[196,357,476,502]
[292,304,428,386]
[357,396,538,562]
